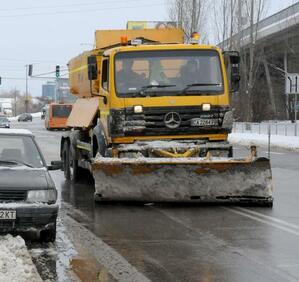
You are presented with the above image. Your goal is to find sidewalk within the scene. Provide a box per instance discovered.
[229,133,299,151]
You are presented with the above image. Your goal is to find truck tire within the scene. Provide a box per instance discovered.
[69,146,80,182]
[92,126,107,157]
[63,142,71,180]
[63,141,81,182]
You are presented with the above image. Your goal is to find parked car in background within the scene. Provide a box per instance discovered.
[18,113,33,122]
[0,117,10,128]
[0,129,61,242]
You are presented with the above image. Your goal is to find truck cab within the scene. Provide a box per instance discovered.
[66,30,240,159]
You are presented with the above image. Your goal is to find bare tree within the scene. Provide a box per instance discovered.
[240,0,268,120]
[212,0,237,48]
[168,0,209,41]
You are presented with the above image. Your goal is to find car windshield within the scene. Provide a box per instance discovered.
[0,135,44,168]
[114,50,224,97]
[0,117,9,122]
[52,105,72,118]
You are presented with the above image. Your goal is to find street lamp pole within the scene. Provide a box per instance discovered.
[25,64,29,113]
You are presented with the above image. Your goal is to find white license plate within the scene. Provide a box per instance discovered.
[0,210,16,220]
[191,118,218,127]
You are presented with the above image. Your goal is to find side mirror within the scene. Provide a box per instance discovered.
[223,51,241,93]
[231,66,241,92]
[87,55,98,81]
[47,160,63,171]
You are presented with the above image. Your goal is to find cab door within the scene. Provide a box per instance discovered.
[99,57,110,140]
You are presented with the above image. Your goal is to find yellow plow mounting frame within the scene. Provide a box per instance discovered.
[91,154,273,206]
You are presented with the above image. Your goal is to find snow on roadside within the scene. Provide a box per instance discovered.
[229,133,299,151]
[0,235,42,282]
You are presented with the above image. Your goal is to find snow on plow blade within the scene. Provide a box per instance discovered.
[91,157,273,205]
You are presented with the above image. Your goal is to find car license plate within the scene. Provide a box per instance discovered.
[191,118,218,127]
[0,210,16,220]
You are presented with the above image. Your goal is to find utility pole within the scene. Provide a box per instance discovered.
[14,87,17,116]
[25,65,29,113]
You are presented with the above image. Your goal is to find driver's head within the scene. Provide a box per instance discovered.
[123,59,134,70]
[186,60,198,73]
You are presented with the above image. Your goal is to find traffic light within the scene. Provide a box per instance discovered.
[55,65,60,78]
[28,64,33,76]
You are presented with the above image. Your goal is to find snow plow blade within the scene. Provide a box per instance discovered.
[91,157,273,205]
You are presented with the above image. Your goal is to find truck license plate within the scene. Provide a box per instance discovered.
[191,118,218,127]
[0,210,16,220]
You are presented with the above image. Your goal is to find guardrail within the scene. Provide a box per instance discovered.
[233,122,299,136]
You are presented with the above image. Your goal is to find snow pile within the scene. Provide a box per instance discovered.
[229,133,299,151]
[0,235,42,282]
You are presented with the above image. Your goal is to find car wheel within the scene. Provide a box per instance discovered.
[40,222,56,243]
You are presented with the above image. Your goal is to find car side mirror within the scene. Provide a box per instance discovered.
[47,160,63,171]
[87,55,98,81]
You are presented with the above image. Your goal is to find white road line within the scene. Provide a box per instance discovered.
[263,151,284,155]
[225,208,299,236]
[236,207,299,231]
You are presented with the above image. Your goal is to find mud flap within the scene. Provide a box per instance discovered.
[91,157,273,205]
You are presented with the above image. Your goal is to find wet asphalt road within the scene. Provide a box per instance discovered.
[13,118,299,281]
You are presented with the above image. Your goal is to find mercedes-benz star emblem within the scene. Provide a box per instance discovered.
[164,112,181,129]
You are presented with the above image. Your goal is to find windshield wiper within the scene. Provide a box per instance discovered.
[180,83,221,95]
[137,84,177,97]
[0,160,34,168]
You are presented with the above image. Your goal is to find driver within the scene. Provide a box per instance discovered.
[180,60,198,85]
[116,59,146,92]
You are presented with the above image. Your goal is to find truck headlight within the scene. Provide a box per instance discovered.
[202,103,211,111]
[27,189,57,204]
[134,105,143,113]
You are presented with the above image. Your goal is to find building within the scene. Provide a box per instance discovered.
[42,82,55,100]
[41,79,76,103]
[0,98,13,116]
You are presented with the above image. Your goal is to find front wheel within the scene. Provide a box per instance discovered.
[64,143,81,182]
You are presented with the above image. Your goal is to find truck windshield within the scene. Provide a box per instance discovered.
[52,105,72,118]
[114,50,224,97]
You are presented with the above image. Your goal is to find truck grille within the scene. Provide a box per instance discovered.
[122,106,228,136]
[0,190,27,202]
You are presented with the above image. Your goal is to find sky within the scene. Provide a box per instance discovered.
[0,0,297,96]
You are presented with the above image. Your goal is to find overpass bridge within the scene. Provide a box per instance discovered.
[222,2,299,121]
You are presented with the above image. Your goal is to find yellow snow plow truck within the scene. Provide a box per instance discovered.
[60,26,273,206]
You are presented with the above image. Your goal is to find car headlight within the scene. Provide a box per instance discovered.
[27,189,57,204]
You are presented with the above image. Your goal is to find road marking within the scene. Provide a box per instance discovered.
[236,207,299,230]
[263,151,284,155]
[225,207,299,236]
